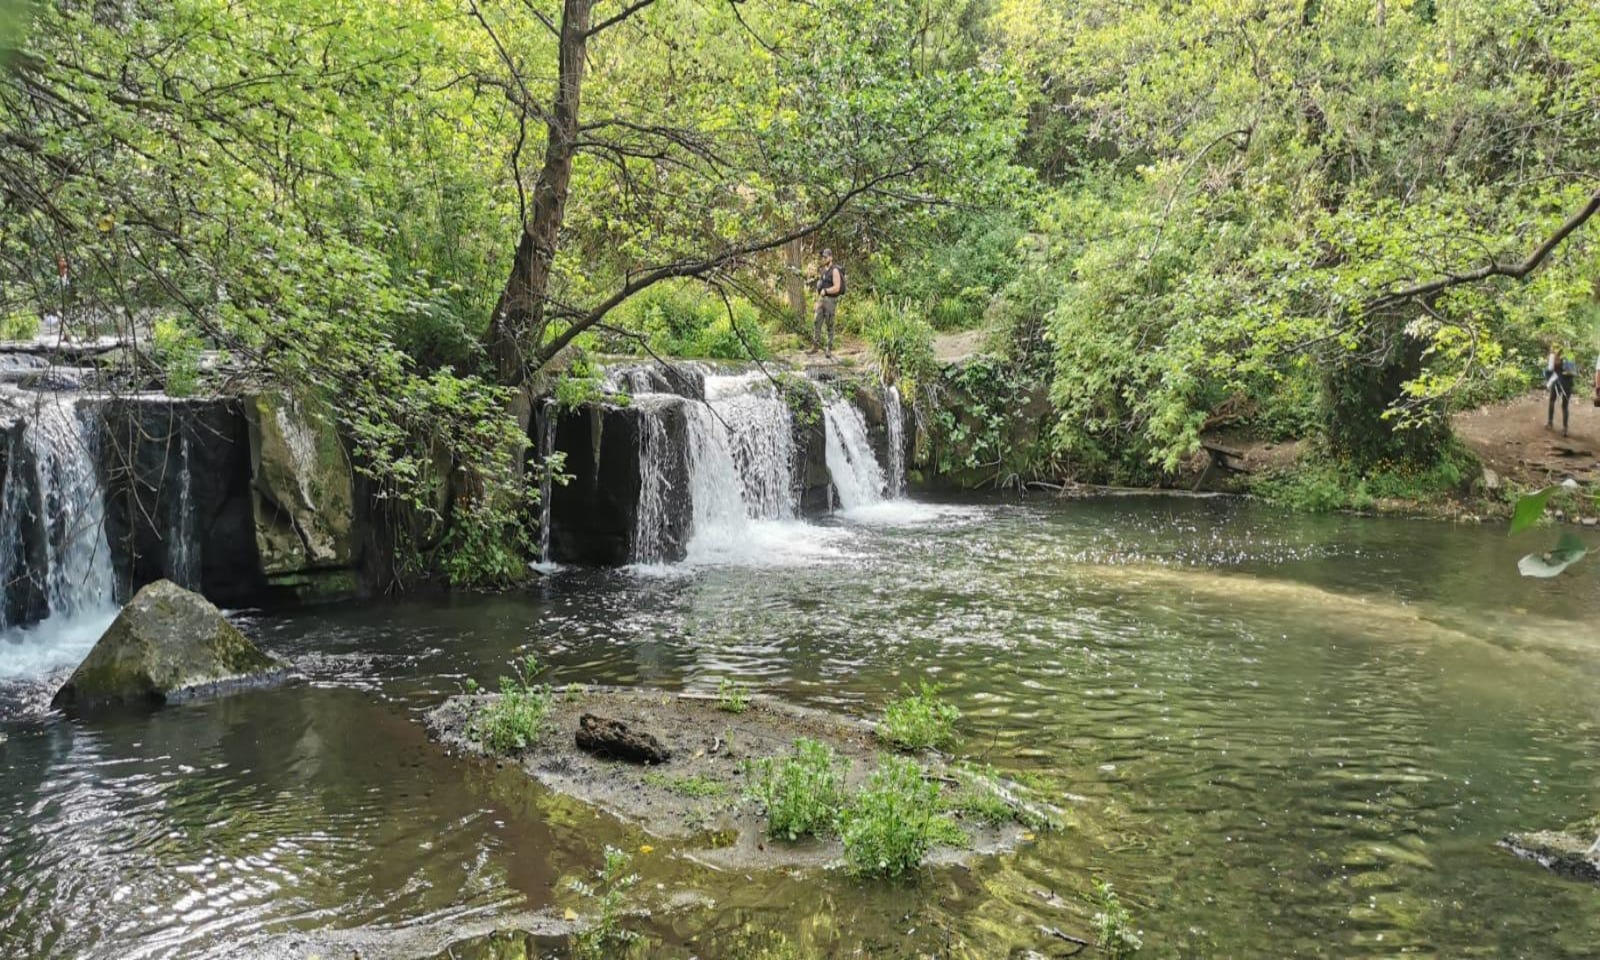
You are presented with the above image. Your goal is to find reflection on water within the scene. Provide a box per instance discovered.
[4,495,1600,958]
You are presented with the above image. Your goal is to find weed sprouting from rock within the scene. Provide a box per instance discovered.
[468,654,553,754]
[878,680,961,751]
[744,737,846,841]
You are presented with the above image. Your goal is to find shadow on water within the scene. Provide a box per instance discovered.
[4,494,1600,958]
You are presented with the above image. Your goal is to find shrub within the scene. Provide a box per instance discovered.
[1092,880,1143,959]
[878,680,960,751]
[612,282,770,360]
[744,737,846,840]
[716,676,750,714]
[862,299,938,391]
[0,309,41,341]
[840,756,966,878]
[469,654,553,754]
[152,316,205,397]
[569,846,644,960]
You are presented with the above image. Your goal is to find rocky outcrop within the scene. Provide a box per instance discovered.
[95,397,264,605]
[545,398,693,564]
[52,579,284,709]
[244,392,358,597]
[781,376,832,513]
[0,403,48,627]
[1503,821,1600,883]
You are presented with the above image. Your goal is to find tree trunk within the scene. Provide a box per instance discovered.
[784,238,807,324]
[486,0,594,387]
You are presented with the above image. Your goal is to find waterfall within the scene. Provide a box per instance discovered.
[884,385,906,499]
[0,396,117,679]
[632,398,673,564]
[165,429,199,589]
[676,374,799,560]
[32,399,114,620]
[822,397,886,510]
[536,399,557,564]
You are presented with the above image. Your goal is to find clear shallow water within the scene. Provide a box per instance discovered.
[4,495,1600,958]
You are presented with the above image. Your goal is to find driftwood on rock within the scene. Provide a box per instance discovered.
[575,713,671,764]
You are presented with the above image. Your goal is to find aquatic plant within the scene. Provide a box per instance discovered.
[1092,879,1143,960]
[716,676,751,714]
[840,755,966,878]
[744,737,846,841]
[569,846,644,960]
[878,680,961,751]
[469,654,553,754]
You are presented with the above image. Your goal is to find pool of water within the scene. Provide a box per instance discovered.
[4,495,1600,958]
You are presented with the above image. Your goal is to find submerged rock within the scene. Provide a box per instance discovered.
[52,580,283,709]
[1502,821,1600,883]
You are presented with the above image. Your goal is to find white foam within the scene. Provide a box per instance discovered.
[0,609,115,681]
[837,500,988,527]
[683,519,853,568]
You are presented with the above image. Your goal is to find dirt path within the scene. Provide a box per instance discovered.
[1454,391,1600,490]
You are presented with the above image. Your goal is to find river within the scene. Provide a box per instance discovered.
[3,495,1599,958]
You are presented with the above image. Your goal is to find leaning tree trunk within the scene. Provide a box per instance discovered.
[486,0,594,388]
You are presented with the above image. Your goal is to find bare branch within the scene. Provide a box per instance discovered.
[586,0,658,37]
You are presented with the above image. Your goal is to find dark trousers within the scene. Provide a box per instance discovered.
[813,296,837,351]
[1548,383,1570,429]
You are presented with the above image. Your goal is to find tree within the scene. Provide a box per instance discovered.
[470,0,1023,388]
[989,0,1600,472]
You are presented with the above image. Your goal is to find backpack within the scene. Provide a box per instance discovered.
[830,265,846,297]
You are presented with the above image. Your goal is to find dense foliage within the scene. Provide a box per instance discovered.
[6,0,1599,568]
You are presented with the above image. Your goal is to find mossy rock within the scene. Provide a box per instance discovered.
[52,580,285,710]
[1502,822,1600,884]
[245,391,355,575]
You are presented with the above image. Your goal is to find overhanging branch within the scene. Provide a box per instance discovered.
[1365,187,1600,312]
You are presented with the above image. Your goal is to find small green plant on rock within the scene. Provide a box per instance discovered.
[1092,879,1143,960]
[878,680,961,751]
[716,676,751,713]
[841,755,966,878]
[569,846,644,960]
[745,737,846,840]
[469,654,553,754]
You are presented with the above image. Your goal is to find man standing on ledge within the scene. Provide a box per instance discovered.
[813,248,844,358]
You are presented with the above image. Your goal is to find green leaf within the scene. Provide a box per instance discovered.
[1517,531,1588,579]
[1509,487,1555,536]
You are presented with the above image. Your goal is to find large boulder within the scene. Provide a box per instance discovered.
[52,579,283,709]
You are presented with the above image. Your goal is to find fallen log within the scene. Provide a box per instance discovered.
[575,713,672,764]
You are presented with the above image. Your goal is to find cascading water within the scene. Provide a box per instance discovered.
[0,396,117,680]
[165,429,199,589]
[632,397,674,564]
[822,397,886,510]
[884,385,906,499]
[675,374,805,562]
[536,399,557,565]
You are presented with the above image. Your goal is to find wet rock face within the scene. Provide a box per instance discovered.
[0,407,48,627]
[546,400,693,565]
[782,378,831,513]
[606,362,706,401]
[51,579,283,710]
[94,398,265,605]
[244,392,357,586]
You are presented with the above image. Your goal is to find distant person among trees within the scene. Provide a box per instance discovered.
[1593,351,1600,408]
[1545,346,1577,436]
[813,248,844,357]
